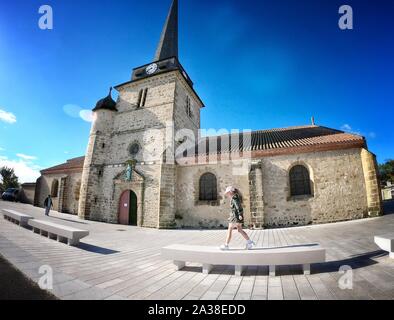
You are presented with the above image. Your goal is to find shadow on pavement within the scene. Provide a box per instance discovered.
[77,243,120,255]
[229,243,320,251]
[276,250,387,276]
[383,200,394,215]
[49,216,89,225]
[309,250,387,274]
[0,255,57,300]
[177,250,388,277]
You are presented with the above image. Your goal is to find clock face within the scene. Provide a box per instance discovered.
[146,63,158,75]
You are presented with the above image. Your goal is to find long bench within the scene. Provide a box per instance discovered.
[2,209,34,227]
[375,235,394,259]
[162,244,326,277]
[28,219,89,246]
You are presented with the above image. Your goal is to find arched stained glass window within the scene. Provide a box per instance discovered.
[289,165,312,196]
[199,173,217,201]
[51,179,59,198]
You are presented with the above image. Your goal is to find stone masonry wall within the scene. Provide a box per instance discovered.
[60,172,82,215]
[36,172,81,215]
[79,108,115,220]
[35,174,64,211]
[79,71,194,227]
[176,161,251,228]
[20,184,36,205]
[175,148,370,229]
[249,161,264,229]
[85,163,161,228]
[158,164,177,228]
[262,148,368,228]
[361,149,383,217]
[173,75,201,141]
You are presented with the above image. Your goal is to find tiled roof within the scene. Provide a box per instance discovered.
[21,182,36,187]
[183,125,366,158]
[40,126,366,173]
[41,156,85,174]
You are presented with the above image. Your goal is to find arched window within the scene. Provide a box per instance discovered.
[199,173,217,201]
[74,181,81,201]
[289,165,312,196]
[185,97,193,118]
[51,179,59,198]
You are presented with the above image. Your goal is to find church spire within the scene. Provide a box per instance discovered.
[154,0,178,61]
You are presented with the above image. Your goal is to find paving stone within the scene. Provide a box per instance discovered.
[0,202,393,300]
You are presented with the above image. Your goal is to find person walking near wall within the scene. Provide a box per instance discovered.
[44,195,53,216]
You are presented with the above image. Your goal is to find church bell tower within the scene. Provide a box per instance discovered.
[130,0,193,89]
[79,0,204,228]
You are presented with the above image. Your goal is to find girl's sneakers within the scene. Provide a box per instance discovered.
[220,242,255,250]
[246,240,256,250]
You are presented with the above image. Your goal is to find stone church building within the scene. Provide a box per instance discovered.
[35,0,382,229]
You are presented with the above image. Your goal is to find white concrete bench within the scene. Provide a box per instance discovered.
[28,219,89,246]
[162,244,326,276]
[375,235,394,259]
[2,209,34,227]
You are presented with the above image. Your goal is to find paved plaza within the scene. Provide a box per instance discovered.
[0,200,393,300]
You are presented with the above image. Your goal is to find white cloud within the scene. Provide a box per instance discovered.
[341,124,352,132]
[0,109,17,124]
[368,132,377,139]
[340,124,362,136]
[1,153,41,183]
[16,153,37,160]
[0,159,40,183]
[341,124,377,139]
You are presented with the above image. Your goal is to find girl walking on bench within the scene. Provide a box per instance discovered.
[220,186,255,250]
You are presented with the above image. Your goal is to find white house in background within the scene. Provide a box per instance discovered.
[382,181,394,201]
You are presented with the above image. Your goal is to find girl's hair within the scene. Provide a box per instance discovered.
[234,188,243,204]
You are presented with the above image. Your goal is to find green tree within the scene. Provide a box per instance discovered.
[0,167,19,191]
[379,159,394,184]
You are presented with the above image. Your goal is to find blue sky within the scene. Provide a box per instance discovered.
[0,0,393,182]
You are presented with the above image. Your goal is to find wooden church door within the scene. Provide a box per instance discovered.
[119,190,138,226]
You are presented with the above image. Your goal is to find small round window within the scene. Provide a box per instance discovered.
[129,142,140,156]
